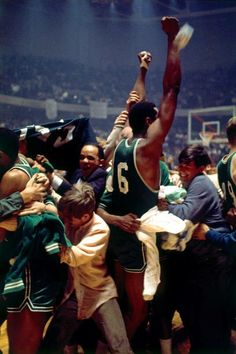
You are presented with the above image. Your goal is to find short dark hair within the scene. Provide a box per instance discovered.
[128,101,157,135]
[0,127,19,162]
[226,117,236,144]
[58,183,95,218]
[82,142,104,160]
[178,144,212,167]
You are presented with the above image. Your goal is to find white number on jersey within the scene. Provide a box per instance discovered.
[118,162,129,194]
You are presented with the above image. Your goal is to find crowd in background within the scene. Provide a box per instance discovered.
[1,54,236,109]
[0,53,234,168]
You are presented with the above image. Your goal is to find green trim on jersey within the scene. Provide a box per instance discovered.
[111,138,159,217]
[100,138,159,272]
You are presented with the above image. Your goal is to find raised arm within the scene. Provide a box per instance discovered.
[145,17,181,150]
[126,50,152,109]
[134,17,194,190]
[104,51,152,164]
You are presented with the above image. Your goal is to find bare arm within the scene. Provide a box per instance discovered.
[104,51,152,164]
[144,17,181,153]
[0,169,29,198]
[145,18,194,153]
[0,174,47,219]
[136,18,194,189]
[104,110,130,164]
[0,168,57,216]
[125,50,152,109]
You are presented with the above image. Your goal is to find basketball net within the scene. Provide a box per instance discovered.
[199,131,215,147]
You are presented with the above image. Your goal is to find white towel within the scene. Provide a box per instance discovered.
[136,206,197,300]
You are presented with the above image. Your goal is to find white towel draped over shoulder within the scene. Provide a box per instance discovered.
[136,206,197,301]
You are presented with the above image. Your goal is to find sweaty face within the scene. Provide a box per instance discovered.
[79,145,100,178]
[178,161,204,188]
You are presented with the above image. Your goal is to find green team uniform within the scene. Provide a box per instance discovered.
[218,153,236,331]
[0,155,36,320]
[99,138,159,272]
[217,152,236,213]
[0,157,70,313]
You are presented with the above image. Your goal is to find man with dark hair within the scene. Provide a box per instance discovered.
[97,16,187,347]
[128,101,157,135]
[50,143,107,207]
[153,144,232,354]
[66,143,106,205]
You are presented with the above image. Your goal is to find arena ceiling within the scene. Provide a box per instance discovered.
[89,0,236,19]
[1,1,236,21]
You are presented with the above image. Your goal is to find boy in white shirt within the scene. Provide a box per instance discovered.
[41,183,132,354]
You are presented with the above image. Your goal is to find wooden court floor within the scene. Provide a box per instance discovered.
[0,312,188,354]
[0,321,8,354]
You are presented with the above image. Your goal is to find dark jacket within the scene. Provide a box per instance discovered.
[58,167,107,207]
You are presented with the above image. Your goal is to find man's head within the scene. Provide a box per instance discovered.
[178,144,212,187]
[58,183,95,228]
[128,101,158,136]
[226,116,236,146]
[0,127,19,177]
[79,143,104,178]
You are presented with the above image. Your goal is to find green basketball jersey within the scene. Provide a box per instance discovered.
[99,138,160,271]
[10,154,38,179]
[110,138,159,217]
[217,152,236,211]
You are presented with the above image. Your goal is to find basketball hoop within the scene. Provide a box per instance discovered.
[199,131,215,147]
